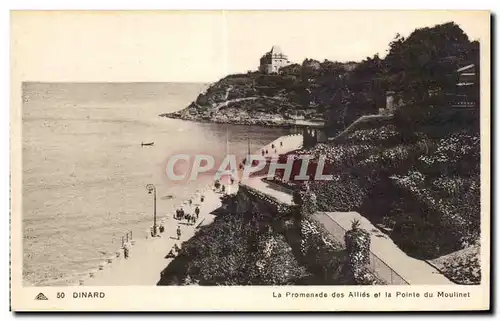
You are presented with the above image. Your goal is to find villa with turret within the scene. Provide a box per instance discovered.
[259,45,291,74]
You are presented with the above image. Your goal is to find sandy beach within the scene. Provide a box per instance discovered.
[84,185,233,286]
[80,134,303,286]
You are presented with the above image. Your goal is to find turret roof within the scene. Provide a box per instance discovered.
[269,45,283,55]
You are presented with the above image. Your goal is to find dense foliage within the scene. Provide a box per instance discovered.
[430,244,481,285]
[158,188,379,286]
[385,23,479,104]
[343,220,378,285]
[296,218,346,284]
[157,208,309,285]
[285,120,480,261]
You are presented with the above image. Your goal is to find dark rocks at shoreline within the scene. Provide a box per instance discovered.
[159,110,301,128]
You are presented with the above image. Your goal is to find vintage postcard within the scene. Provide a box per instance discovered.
[10,10,491,311]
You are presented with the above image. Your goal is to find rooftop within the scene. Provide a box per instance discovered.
[269,45,283,55]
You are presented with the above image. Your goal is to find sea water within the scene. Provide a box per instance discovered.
[22,82,288,285]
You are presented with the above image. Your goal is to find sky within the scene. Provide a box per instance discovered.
[11,10,489,83]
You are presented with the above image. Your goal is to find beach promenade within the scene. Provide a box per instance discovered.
[80,132,450,286]
[82,134,304,286]
[85,186,231,286]
[256,133,303,157]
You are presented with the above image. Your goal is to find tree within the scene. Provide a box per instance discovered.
[385,22,473,104]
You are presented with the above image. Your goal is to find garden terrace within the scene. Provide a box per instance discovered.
[270,117,480,282]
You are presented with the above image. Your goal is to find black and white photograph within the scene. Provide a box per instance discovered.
[10,10,491,311]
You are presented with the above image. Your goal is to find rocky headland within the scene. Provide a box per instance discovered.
[159,60,354,128]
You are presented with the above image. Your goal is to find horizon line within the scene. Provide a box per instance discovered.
[22,81,214,84]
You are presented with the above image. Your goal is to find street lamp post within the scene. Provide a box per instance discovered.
[146,184,157,237]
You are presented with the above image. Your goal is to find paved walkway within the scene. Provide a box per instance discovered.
[78,133,301,286]
[238,133,302,205]
[212,94,288,113]
[254,134,303,158]
[79,134,300,286]
[242,177,294,205]
[329,114,394,142]
[84,184,237,286]
[235,133,451,285]
[313,212,453,285]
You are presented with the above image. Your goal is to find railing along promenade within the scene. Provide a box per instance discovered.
[241,179,410,285]
[313,212,410,285]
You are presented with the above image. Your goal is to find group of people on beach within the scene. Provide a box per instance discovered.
[173,193,206,241]
[260,140,283,157]
[214,179,233,194]
[145,222,165,239]
[174,206,200,226]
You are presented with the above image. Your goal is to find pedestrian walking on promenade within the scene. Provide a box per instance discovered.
[177,226,181,240]
[261,150,265,156]
[195,206,200,219]
[123,241,131,259]
[280,141,283,147]
[271,143,275,149]
[201,195,205,203]
[221,185,226,194]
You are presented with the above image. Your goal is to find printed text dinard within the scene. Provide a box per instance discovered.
[273,291,472,299]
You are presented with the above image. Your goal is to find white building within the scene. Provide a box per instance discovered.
[259,45,291,74]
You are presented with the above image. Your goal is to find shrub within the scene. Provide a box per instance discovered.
[431,244,481,285]
[158,208,309,285]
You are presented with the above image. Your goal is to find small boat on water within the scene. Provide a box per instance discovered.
[141,142,154,147]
